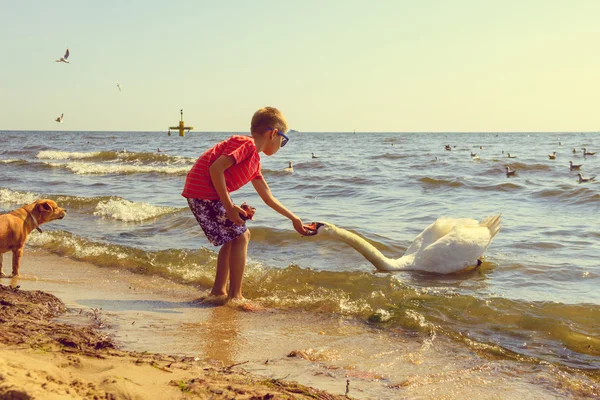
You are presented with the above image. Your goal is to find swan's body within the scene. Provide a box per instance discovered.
[548,152,556,160]
[313,215,501,274]
[283,161,294,173]
[55,48,69,63]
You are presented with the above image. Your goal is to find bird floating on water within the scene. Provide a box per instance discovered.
[505,166,516,177]
[569,161,582,170]
[577,173,596,183]
[311,153,318,159]
[582,148,597,156]
[305,216,501,274]
[506,153,517,158]
[55,48,70,63]
[548,152,557,160]
[572,148,577,154]
[55,113,64,123]
[283,161,294,173]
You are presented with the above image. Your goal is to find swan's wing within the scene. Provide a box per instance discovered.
[404,217,478,256]
[414,224,492,273]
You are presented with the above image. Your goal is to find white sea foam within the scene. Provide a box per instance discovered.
[27,231,129,260]
[0,159,24,164]
[0,188,40,205]
[93,198,178,222]
[46,162,189,175]
[37,151,103,160]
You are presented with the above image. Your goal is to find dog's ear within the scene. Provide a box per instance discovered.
[37,201,53,213]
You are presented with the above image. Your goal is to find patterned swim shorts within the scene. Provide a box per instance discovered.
[187,198,247,246]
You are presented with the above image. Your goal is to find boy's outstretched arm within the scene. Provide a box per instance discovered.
[251,178,311,235]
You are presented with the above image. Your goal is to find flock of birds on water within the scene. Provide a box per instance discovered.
[442,142,597,184]
[53,48,122,124]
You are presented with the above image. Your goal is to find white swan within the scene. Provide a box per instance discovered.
[283,161,294,173]
[308,215,501,274]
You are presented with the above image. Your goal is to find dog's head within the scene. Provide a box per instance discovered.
[33,199,67,224]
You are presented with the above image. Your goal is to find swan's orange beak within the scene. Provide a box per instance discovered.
[303,223,319,236]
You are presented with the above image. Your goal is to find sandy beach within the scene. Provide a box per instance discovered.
[1,249,599,399]
[0,250,354,399]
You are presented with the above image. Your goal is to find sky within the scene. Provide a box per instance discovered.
[1,1,599,132]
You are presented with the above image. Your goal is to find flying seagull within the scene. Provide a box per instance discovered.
[116,81,122,91]
[55,48,70,63]
[55,113,64,123]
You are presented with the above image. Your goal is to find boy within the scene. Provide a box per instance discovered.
[182,107,312,302]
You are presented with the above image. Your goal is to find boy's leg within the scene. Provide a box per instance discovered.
[211,241,232,296]
[228,229,251,299]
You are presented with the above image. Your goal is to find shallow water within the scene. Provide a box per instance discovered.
[1,130,599,386]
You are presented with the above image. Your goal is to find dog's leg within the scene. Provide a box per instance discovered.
[0,253,5,277]
[11,247,23,277]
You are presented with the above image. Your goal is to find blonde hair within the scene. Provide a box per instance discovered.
[250,107,288,135]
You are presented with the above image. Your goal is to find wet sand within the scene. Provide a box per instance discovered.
[1,249,598,399]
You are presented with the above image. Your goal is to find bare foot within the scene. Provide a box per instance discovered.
[192,294,228,307]
[228,298,265,312]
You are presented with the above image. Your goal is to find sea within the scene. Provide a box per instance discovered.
[1,130,599,398]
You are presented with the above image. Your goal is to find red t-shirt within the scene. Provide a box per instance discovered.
[182,135,263,200]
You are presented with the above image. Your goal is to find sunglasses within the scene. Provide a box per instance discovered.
[268,127,289,148]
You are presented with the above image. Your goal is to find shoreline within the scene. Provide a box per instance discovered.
[1,249,599,399]
[0,284,349,399]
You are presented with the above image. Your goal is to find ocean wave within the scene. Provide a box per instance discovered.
[471,182,524,192]
[0,187,40,206]
[0,159,27,165]
[93,198,181,222]
[419,177,465,188]
[37,150,194,165]
[0,188,182,221]
[533,186,600,205]
[44,161,189,175]
[368,153,411,160]
[24,229,600,370]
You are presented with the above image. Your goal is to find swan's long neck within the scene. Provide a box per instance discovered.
[326,225,410,271]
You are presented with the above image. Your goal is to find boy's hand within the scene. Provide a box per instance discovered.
[226,205,246,226]
[292,218,313,236]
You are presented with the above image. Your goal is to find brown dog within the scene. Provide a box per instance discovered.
[0,199,66,277]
